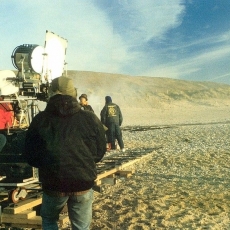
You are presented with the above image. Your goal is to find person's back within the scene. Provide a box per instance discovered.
[26,94,105,191]
[100,96,125,152]
[25,76,106,230]
[100,97,123,126]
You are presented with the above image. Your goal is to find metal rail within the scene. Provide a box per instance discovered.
[122,120,230,132]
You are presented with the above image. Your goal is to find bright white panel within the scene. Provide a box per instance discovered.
[43,31,68,82]
[31,45,45,73]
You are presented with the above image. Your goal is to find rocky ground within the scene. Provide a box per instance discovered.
[90,122,230,229]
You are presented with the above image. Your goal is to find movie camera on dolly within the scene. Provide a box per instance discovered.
[0,31,68,203]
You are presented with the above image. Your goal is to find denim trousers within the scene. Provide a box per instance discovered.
[107,123,124,149]
[41,189,93,230]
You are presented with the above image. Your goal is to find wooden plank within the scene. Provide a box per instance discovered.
[117,153,152,168]
[2,213,68,227]
[95,180,102,186]
[4,223,42,229]
[2,215,41,225]
[115,170,134,178]
[96,159,137,180]
[96,167,119,181]
[95,152,153,181]
[0,178,39,187]
[2,210,36,219]
[3,197,42,214]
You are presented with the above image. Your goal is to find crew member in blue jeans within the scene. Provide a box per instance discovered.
[25,76,106,230]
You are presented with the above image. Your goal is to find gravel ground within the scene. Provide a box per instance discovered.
[91,123,230,229]
[2,123,228,230]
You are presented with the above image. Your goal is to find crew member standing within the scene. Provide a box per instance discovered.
[79,94,94,112]
[25,76,106,230]
[100,96,125,152]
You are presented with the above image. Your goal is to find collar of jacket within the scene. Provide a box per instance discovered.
[45,94,81,117]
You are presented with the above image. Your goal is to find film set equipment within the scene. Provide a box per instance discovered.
[1,31,68,124]
[11,44,48,101]
[0,31,68,194]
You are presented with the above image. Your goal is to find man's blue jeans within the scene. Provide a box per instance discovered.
[107,123,124,149]
[41,189,93,230]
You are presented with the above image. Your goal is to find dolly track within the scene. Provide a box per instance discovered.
[122,120,230,132]
[96,147,162,181]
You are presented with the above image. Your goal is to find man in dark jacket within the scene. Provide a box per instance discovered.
[79,93,94,112]
[25,76,106,230]
[100,96,125,152]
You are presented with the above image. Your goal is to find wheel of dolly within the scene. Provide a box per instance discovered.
[8,189,20,203]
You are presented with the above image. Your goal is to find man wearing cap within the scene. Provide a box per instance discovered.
[79,94,94,112]
[100,96,125,152]
[25,76,106,230]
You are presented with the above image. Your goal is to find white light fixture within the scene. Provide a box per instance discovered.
[11,44,44,74]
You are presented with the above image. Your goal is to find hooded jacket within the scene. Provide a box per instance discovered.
[100,102,123,126]
[24,94,106,192]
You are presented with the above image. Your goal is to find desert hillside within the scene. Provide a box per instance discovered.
[67,70,230,126]
[68,70,230,103]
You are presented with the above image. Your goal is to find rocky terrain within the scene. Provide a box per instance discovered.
[91,123,230,229]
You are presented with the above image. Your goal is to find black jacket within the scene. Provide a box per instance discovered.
[24,94,106,192]
[81,104,94,112]
[100,102,123,126]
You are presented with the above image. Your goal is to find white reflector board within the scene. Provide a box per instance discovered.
[43,30,68,82]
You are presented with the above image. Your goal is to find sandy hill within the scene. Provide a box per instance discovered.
[67,70,230,126]
[68,70,230,104]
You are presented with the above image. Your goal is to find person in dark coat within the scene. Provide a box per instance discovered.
[24,76,106,230]
[100,96,125,152]
[79,94,94,112]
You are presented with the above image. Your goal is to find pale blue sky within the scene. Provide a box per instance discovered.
[1,0,230,84]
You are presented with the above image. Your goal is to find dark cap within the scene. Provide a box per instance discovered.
[79,94,88,101]
[105,96,112,103]
[51,76,77,98]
